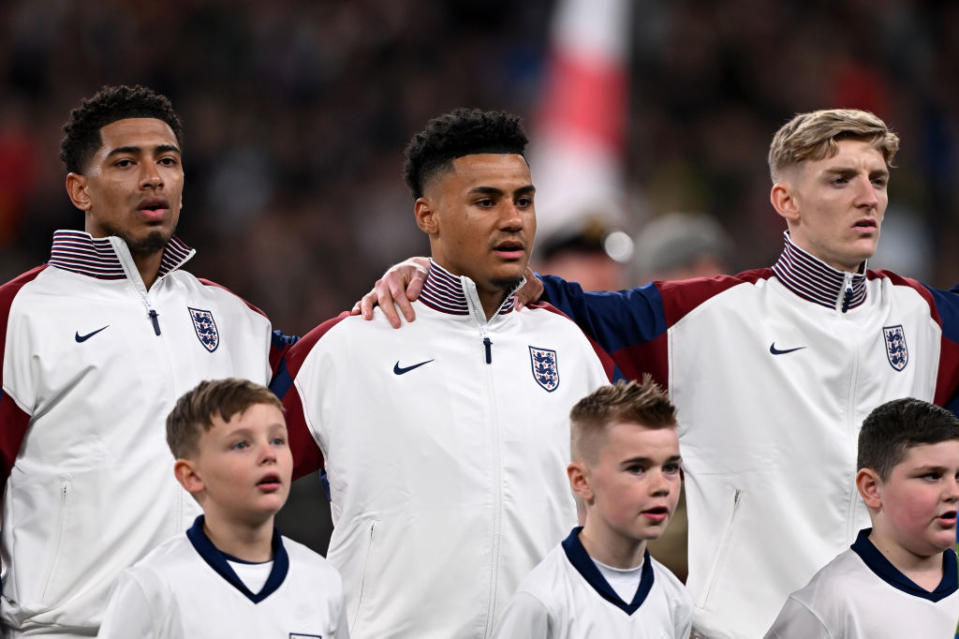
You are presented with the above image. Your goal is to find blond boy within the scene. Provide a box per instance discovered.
[98,378,349,638]
[766,398,959,637]
[495,379,692,638]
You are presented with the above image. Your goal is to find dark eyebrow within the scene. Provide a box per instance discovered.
[619,454,682,467]
[105,144,181,159]
[468,185,536,197]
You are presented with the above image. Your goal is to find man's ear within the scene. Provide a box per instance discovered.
[770,179,800,225]
[65,173,92,212]
[174,458,204,496]
[414,197,439,235]
[567,461,594,503]
[856,467,883,510]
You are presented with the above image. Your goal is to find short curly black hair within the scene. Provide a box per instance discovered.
[403,108,528,199]
[60,85,184,174]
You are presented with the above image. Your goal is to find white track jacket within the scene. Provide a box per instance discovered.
[273,261,612,639]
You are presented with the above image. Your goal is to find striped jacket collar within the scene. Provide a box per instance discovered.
[48,230,195,281]
[420,259,519,319]
[771,232,867,312]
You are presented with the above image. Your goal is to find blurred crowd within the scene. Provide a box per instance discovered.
[3,1,959,333]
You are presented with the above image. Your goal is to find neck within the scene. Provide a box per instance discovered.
[203,512,275,563]
[579,520,646,569]
[868,530,944,591]
[478,289,508,321]
[133,251,164,290]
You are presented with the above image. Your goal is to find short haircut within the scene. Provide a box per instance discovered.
[767,108,900,183]
[858,397,959,480]
[570,376,677,463]
[60,84,184,174]
[403,107,528,199]
[166,378,283,459]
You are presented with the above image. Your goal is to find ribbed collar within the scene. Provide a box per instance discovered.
[851,528,957,602]
[48,230,195,280]
[771,232,867,312]
[419,259,518,318]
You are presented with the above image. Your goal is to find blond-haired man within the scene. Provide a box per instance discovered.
[360,109,959,638]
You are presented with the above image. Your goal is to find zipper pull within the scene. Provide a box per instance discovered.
[148,309,161,335]
[483,337,492,364]
[841,287,853,313]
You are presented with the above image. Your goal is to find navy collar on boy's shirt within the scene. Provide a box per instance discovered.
[186,514,289,604]
[561,526,655,615]
[850,527,958,602]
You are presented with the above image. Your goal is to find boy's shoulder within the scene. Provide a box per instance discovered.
[281,535,343,588]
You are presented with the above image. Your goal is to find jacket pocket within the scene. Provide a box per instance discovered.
[349,519,379,632]
[697,487,742,610]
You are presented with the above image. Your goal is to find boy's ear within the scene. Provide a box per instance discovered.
[567,461,594,503]
[856,468,883,510]
[174,458,204,495]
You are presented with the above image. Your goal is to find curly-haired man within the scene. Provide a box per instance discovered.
[269,108,612,638]
[0,85,295,638]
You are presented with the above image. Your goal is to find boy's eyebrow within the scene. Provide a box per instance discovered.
[619,454,682,466]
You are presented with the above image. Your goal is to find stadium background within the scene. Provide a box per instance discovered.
[2,0,959,552]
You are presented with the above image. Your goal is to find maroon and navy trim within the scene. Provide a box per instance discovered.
[269,312,352,479]
[771,232,866,312]
[0,266,44,482]
[420,260,517,316]
[851,528,957,602]
[47,230,194,280]
[561,526,654,615]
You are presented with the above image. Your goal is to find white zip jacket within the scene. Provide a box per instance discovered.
[273,261,611,639]
[540,234,959,638]
[0,231,282,636]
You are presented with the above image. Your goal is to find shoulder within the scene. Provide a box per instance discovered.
[514,544,568,602]
[283,536,344,587]
[0,265,49,312]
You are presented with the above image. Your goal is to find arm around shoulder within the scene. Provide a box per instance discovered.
[762,596,832,639]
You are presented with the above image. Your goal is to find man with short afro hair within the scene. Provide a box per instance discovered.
[0,85,296,638]
[271,107,612,638]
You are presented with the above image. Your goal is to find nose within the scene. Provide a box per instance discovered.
[855,176,879,208]
[258,439,277,465]
[650,469,672,497]
[499,200,524,231]
[140,162,163,190]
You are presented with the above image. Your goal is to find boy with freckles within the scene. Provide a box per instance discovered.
[98,379,349,638]
[766,398,959,638]
[495,379,693,638]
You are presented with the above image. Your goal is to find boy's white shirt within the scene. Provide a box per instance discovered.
[97,516,349,639]
[764,528,958,638]
[494,527,692,638]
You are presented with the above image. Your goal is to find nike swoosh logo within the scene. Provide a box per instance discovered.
[75,325,110,343]
[769,343,806,355]
[393,359,434,375]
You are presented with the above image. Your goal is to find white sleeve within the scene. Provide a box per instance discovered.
[674,591,693,638]
[763,596,832,639]
[493,591,552,639]
[97,570,163,639]
[332,585,351,639]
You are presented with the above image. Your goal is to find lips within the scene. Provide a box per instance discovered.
[492,239,526,260]
[937,510,957,526]
[137,196,170,221]
[852,218,877,230]
[257,473,283,492]
[641,506,669,523]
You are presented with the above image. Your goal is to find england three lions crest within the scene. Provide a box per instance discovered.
[883,324,908,371]
[529,346,559,392]
[189,307,220,353]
